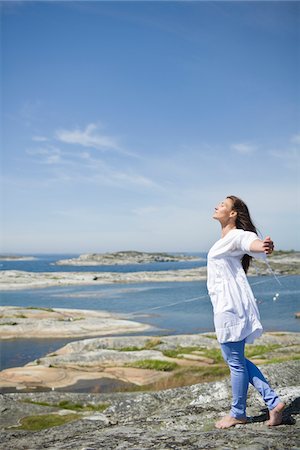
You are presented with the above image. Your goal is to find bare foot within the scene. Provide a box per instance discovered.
[215,415,247,429]
[266,402,285,426]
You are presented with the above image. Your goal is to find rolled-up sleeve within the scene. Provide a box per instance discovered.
[240,231,259,253]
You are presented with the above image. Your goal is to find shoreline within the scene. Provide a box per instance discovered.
[1,265,299,291]
[1,250,299,291]
[0,330,299,393]
[0,267,208,290]
[0,306,153,340]
[55,251,203,266]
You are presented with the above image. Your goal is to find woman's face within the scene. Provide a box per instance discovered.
[213,198,235,222]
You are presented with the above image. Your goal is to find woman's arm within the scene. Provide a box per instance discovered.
[250,236,274,254]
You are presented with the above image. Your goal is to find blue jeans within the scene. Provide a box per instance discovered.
[220,340,281,419]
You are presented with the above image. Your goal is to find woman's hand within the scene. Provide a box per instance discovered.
[262,236,274,254]
[250,236,274,254]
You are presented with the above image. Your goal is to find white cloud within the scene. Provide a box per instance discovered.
[26,146,63,165]
[110,171,158,188]
[231,143,257,154]
[26,145,159,190]
[55,122,136,157]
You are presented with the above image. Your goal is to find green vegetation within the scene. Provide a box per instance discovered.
[118,346,142,352]
[126,359,178,371]
[162,346,199,358]
[203,334,218,340]
[110,338,162,353]
[145,365,230,391]
[57,400,109,412]
[245,344,281,358]
[200,348,224,363]
[162,346,223,363]
[271,250,296,256]
[25,307,55,312]
[263,355,300,364]
[0,321,17,326]
[22,399,109,412]
[144,338,162,349]
[15,413,80,431]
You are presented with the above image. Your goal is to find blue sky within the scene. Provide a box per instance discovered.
[1,1,299,253]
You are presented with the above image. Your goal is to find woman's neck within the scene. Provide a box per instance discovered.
[221,224,237,238]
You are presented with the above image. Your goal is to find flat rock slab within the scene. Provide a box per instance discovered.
[0,268,207,290]
[0,306,153,339]
[0,361,299,449]
[1,332,299,395]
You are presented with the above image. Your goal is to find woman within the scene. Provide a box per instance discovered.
[207,195,285,429]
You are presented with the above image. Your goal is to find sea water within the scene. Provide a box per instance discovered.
[0,254,299,371]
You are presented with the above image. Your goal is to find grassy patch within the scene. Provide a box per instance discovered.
[270,332,287,337]
[162,347,197,358]
[144,338,162,349]
[118,346,142,352]
[125,359,178,371]
[0,314,27,319]
[0,321,18,326]
[263,355,300,364]
[144,365,229,391]
[22,399,109,412]
[203,334,218,340]
[162,346,223,363]
[15,413,80,431]
[22,399,52,407]
[245,344,281,358]
[25,307,55,313]
[57,400,109,412]
[110,338,162,353]
[200,348,224,363]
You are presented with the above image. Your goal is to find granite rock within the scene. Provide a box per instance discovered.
[0,360,299,449]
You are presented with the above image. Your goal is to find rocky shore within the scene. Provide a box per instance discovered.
[1,331,299,394]
[55,251,202,266]
[0,359,299,449]
[250,250,300,277]
[0,306,153,340]
[0,251,298,291]
[0,267,207,290]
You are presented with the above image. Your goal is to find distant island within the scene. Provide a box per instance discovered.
[0,255,37,261]
[0,250,298,291]
[250,250,300,276]
[55,251,202,266]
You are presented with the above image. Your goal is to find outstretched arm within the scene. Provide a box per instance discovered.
[250,236,274,254]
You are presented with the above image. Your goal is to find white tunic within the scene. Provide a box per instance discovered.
[207,228,265,344]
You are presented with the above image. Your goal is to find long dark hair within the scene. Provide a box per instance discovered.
[227,195,258,273]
